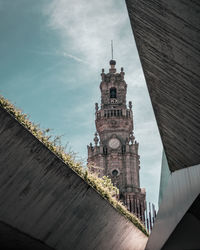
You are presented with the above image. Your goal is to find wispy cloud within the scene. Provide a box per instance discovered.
[26,48,89,65]
[63,52,89,65]
[44,0,134,69]
[43,0,163,206]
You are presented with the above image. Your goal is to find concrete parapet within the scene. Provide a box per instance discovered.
[0,106,147,250]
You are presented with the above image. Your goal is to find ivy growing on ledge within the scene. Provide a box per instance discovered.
[0,95,148,236]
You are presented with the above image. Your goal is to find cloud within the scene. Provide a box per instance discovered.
[63,52,89,65]
[43,0,163,206]
[26,48,89,65]
[44,0,136,69]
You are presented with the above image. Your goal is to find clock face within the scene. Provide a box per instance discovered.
[109,138,120,149]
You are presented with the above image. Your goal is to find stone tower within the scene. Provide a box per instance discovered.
[87,59,146,222]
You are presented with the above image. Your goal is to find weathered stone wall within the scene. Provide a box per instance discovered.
[0,106,147,250]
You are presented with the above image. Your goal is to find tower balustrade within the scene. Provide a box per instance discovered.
[96,109,132,119]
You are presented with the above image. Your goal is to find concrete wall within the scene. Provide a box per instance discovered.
[0,221,54,250]
[146,164,200,250]
[125,1,200,249]
[126,0,200,172]
[0,106,147,250]
[158,151,170,207]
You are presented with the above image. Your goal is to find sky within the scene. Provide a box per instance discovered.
[0,0,162,207]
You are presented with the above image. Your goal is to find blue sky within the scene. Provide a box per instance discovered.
[0,0,162,207]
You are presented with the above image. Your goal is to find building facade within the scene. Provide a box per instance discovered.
[87,59,146,222]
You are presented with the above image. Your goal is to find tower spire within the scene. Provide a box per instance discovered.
[109,41,116,73]
[111,40,113,60]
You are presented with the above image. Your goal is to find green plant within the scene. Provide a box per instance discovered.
[0,95,148,236]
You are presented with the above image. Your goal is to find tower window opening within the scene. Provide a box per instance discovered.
[140,204,142,220]
[130,199,132,212]
[112,169,118,177]
[122,145,126,154]
[110,87,117,98]
[103,146,107,155]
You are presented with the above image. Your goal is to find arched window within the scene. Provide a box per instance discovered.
[122,145,126,154]
[112,169,118,177]
[110,87,117,98]
[103,146,107,155]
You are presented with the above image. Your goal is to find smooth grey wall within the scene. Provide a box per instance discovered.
[146,164,200,250]
[0,221,54,250]
[0,106,147,250]
[158,151,170,207]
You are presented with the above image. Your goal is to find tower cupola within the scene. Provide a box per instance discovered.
[109,59,116,73]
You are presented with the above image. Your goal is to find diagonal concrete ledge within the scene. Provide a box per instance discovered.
[0,106,147,250]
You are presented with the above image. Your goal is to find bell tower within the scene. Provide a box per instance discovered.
[87,59,146,222]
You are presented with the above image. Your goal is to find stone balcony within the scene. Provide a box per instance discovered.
[96,108,132,120]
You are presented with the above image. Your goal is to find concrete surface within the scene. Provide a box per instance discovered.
[125,0,200,249]
[126,0,200,172]
[146,164,200,250]
[0,106,148,250]
[0,221,54,250]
